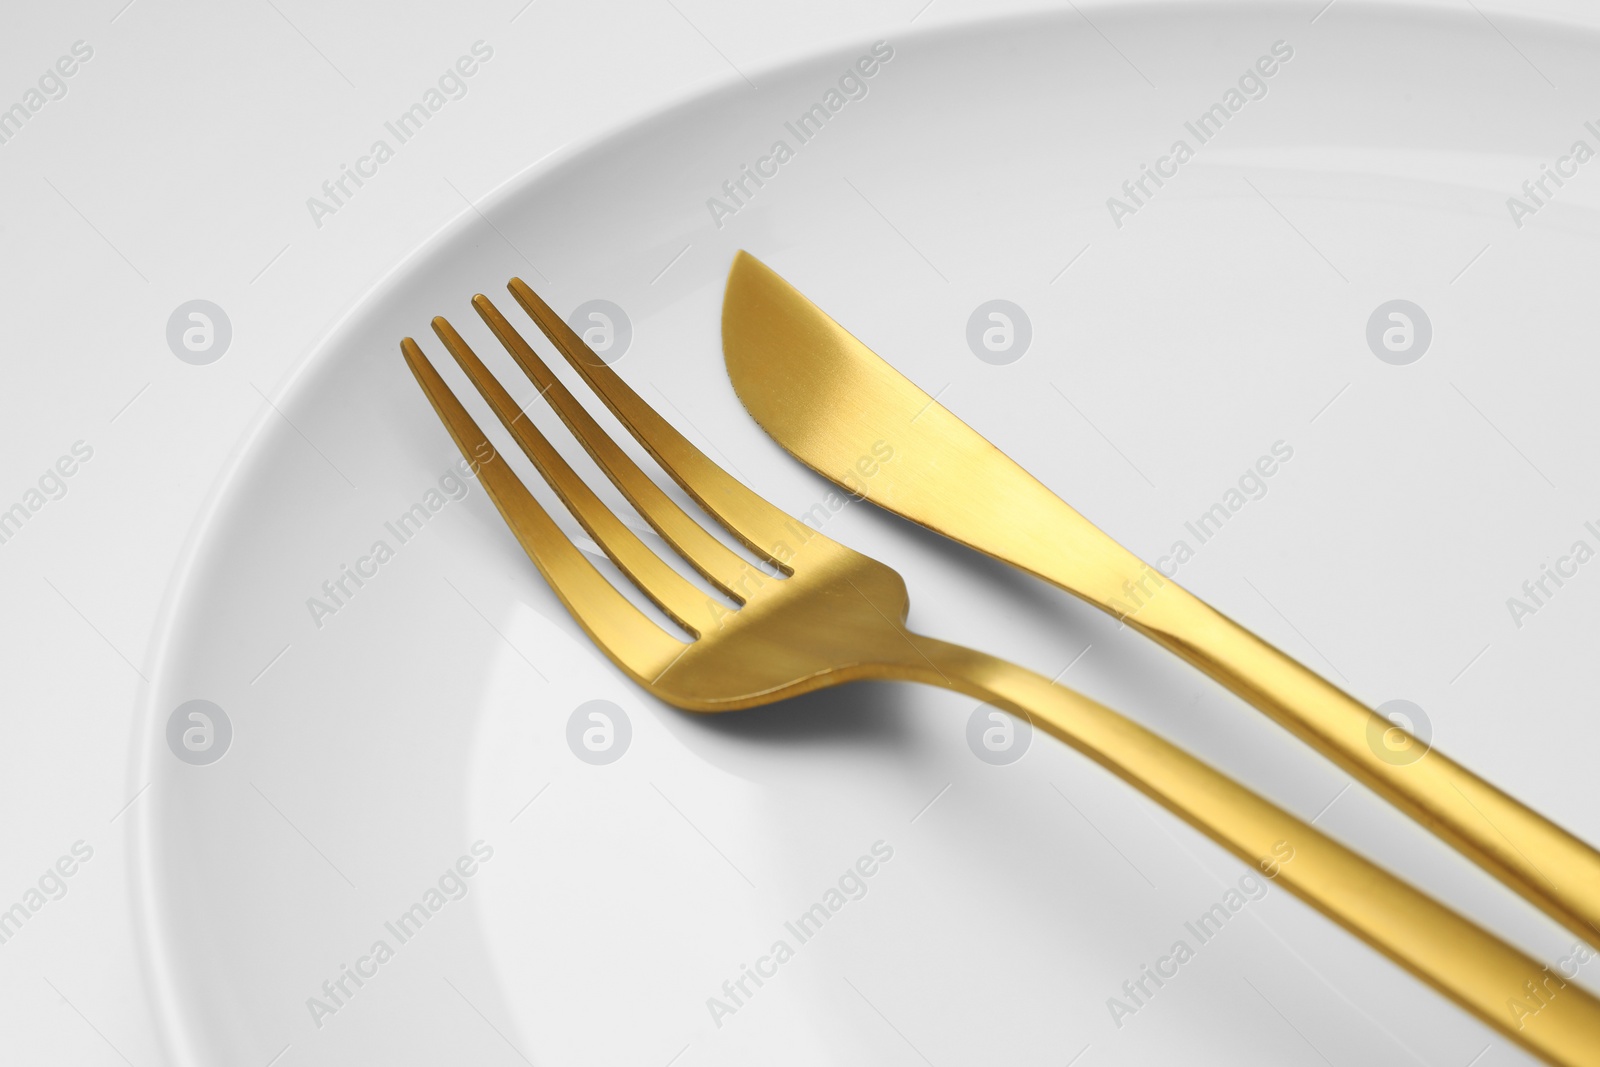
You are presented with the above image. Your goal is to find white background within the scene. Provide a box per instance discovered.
[3,1,1599,1064]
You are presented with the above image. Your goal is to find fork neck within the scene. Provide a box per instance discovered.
[890,633,1147,769]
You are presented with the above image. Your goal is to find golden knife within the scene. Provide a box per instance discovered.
[720,250,1600,945]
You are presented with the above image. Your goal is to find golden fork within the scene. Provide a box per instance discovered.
[400,279,1600,1066]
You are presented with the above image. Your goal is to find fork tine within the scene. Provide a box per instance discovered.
[430,315,729,637]
[500,279,801,563]
[473,294,772,598]
[399,337,685,680]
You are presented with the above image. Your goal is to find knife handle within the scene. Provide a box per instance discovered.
[908,634,1600,1067]
[1126,579,1600,948]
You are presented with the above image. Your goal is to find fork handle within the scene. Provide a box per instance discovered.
[906,635,1600,1067]
[1120,581,1600,947]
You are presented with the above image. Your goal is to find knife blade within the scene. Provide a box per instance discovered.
[720,251,1159,615]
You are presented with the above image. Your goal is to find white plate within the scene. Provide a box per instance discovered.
[136,6,1600,1064]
